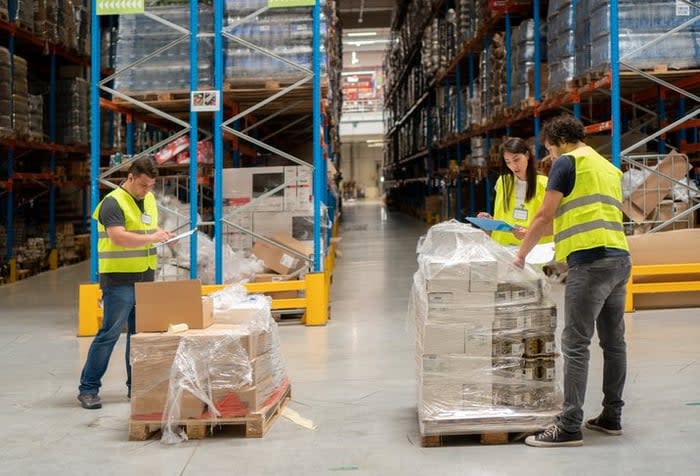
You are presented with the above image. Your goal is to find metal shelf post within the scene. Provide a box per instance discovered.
[214,0,224,284]
[89,0,101,283]
[189,0,199,279]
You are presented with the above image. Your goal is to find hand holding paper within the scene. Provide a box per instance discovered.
[156,228,196,247]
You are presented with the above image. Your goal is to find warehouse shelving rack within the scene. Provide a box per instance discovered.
[0,0,102,284]
[384,0,700,228]
[78,0,339,335]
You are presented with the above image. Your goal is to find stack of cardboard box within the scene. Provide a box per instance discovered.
[129,281,289,440]
[412,221,561,435]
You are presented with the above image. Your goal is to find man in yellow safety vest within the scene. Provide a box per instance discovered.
[514,114,631,447]
[78,157,171,409]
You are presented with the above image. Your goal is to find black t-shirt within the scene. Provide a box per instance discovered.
[98,193,155,288]
[547,155,629,267]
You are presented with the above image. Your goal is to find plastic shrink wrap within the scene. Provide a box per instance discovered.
[410,221,563,435]
[130,288,288,444]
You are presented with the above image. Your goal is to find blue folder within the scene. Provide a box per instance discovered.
[465,217,515,232]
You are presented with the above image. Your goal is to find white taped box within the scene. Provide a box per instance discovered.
[427,306,496,322]
[423,259,471,281]
[470,260,499,291]
[426,278,469,294]
[427,291,496,308]
[420,323,466,354]
[214,294,270,325]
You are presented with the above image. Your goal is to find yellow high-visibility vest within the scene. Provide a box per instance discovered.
[93,187,158,274]
[492,174,553,246]
[553,146,629,262]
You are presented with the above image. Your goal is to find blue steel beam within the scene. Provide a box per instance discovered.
[610,0,622,167]
[214,0,224,284]
[312,0,323,271]
[189,0,199,278]
[533,0,542,159]
[90,0,101,282]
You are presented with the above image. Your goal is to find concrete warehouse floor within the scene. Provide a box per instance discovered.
[1,201,699,475]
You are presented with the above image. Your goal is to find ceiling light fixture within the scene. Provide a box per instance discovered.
[347,31,377,37]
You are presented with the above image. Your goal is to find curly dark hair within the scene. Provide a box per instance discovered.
[540,114,585,147]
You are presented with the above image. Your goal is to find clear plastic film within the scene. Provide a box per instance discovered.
[411,221,562,435]
[130,295,288,444]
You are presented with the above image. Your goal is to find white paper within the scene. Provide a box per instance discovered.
[157,228,197,247]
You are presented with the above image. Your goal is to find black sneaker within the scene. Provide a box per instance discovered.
[525,425,583,447]
[78,393,102,410]
[585,415,623,435]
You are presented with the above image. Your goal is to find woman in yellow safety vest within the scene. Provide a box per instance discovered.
[477,137,553,246]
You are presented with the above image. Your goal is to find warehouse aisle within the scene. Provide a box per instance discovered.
[1,201,699,475]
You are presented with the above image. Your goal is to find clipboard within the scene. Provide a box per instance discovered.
[465,217,515,232]
[157,228,197,247]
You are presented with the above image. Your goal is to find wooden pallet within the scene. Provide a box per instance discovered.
[16,269,31,281]
[421,431,523,447]
[128,383,291,441]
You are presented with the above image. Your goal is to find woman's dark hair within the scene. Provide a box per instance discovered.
[540,114,585,147]
[128,157,158,179]
[500,137,537,212]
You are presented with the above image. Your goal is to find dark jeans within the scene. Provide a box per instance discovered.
[79,285,136,396]
[557,256,632,433]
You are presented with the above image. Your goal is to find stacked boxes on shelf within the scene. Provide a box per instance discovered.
[585,0,700,73]
[114,5,214,92]
[56,222,79,264]
[546,0,576,94]
[130,284,289,443]
[0,0,6,21]
[221,165,316,253]
[411,221,561,436]
[27,94,44,142]
[56,76,89,145]
[481,32,506,119]
[510,19,548,107]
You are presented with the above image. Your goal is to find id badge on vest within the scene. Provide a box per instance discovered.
[141,213,152,225]
[513,207,528,221]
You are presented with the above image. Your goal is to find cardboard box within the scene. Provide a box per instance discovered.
[623,152,690,223]
[135,280,214,333]
[627,229,700,309]
[222,166,286,211]
[426,279,469,294]
[464,317,495,358]
[422,323,466,354]
[655,200,695,230]
[427,291,496,308]
[253,210,315,245]
[130,381,205,419]
[470,260,499,291]
[252,233,312,275]
[210,375,288,417]
[424,260,471,281]
[284,166,313,211]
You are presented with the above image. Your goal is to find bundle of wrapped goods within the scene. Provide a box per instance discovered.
[12,55,30,139]
[130,286,289,443]
[587,0,700,72]
[114,5,213,92]
[224,1,330,80]
[470,136,487,167]
[74,4,89,56]
[457,0,479,43]
[13,0,33,32]
[57,0,79,53]
[0,1,7,23]
[546,0,576,94]
[0,47,12,136]
[484,33,506,118]
[410,221,562,437]
[27,94,44,142]
[56,77,89,145]
[510,19,548,107]
[575,0,591,78]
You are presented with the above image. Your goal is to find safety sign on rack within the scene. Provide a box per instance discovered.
[191,90,221,112]
[268,0,315,8]
[97,0,145,15]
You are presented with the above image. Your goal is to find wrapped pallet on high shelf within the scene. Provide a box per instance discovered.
[27,94,44,142]
[12,55,30,140]
[546,0,576,95]
[114,4,214,93]
[13,0,34,33]
[482,32,506,119]
[129,286,290,442]
[410,221,562,441]
[585,0,700,74]
[510,19,548,108]
[224,1,335,82]
[56,76,89,145]
[0,47,12,138]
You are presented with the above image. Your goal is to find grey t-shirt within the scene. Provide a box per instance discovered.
[98,193,155,288]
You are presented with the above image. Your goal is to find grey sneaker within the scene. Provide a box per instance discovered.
[525,425,583,447]
[78,393,102,410]
[585,415,623,435]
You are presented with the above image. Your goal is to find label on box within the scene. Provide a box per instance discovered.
[676,1,690,16]
[546,367,555,380]
[544,341,555,354]
[280,253,296,269]
[510,343,524,356]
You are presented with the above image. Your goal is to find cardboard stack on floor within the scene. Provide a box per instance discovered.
[130,281,289,443]
[410,221,562,437]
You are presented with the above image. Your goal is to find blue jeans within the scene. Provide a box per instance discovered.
[557,256,632,433]
[79,285,136,396]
